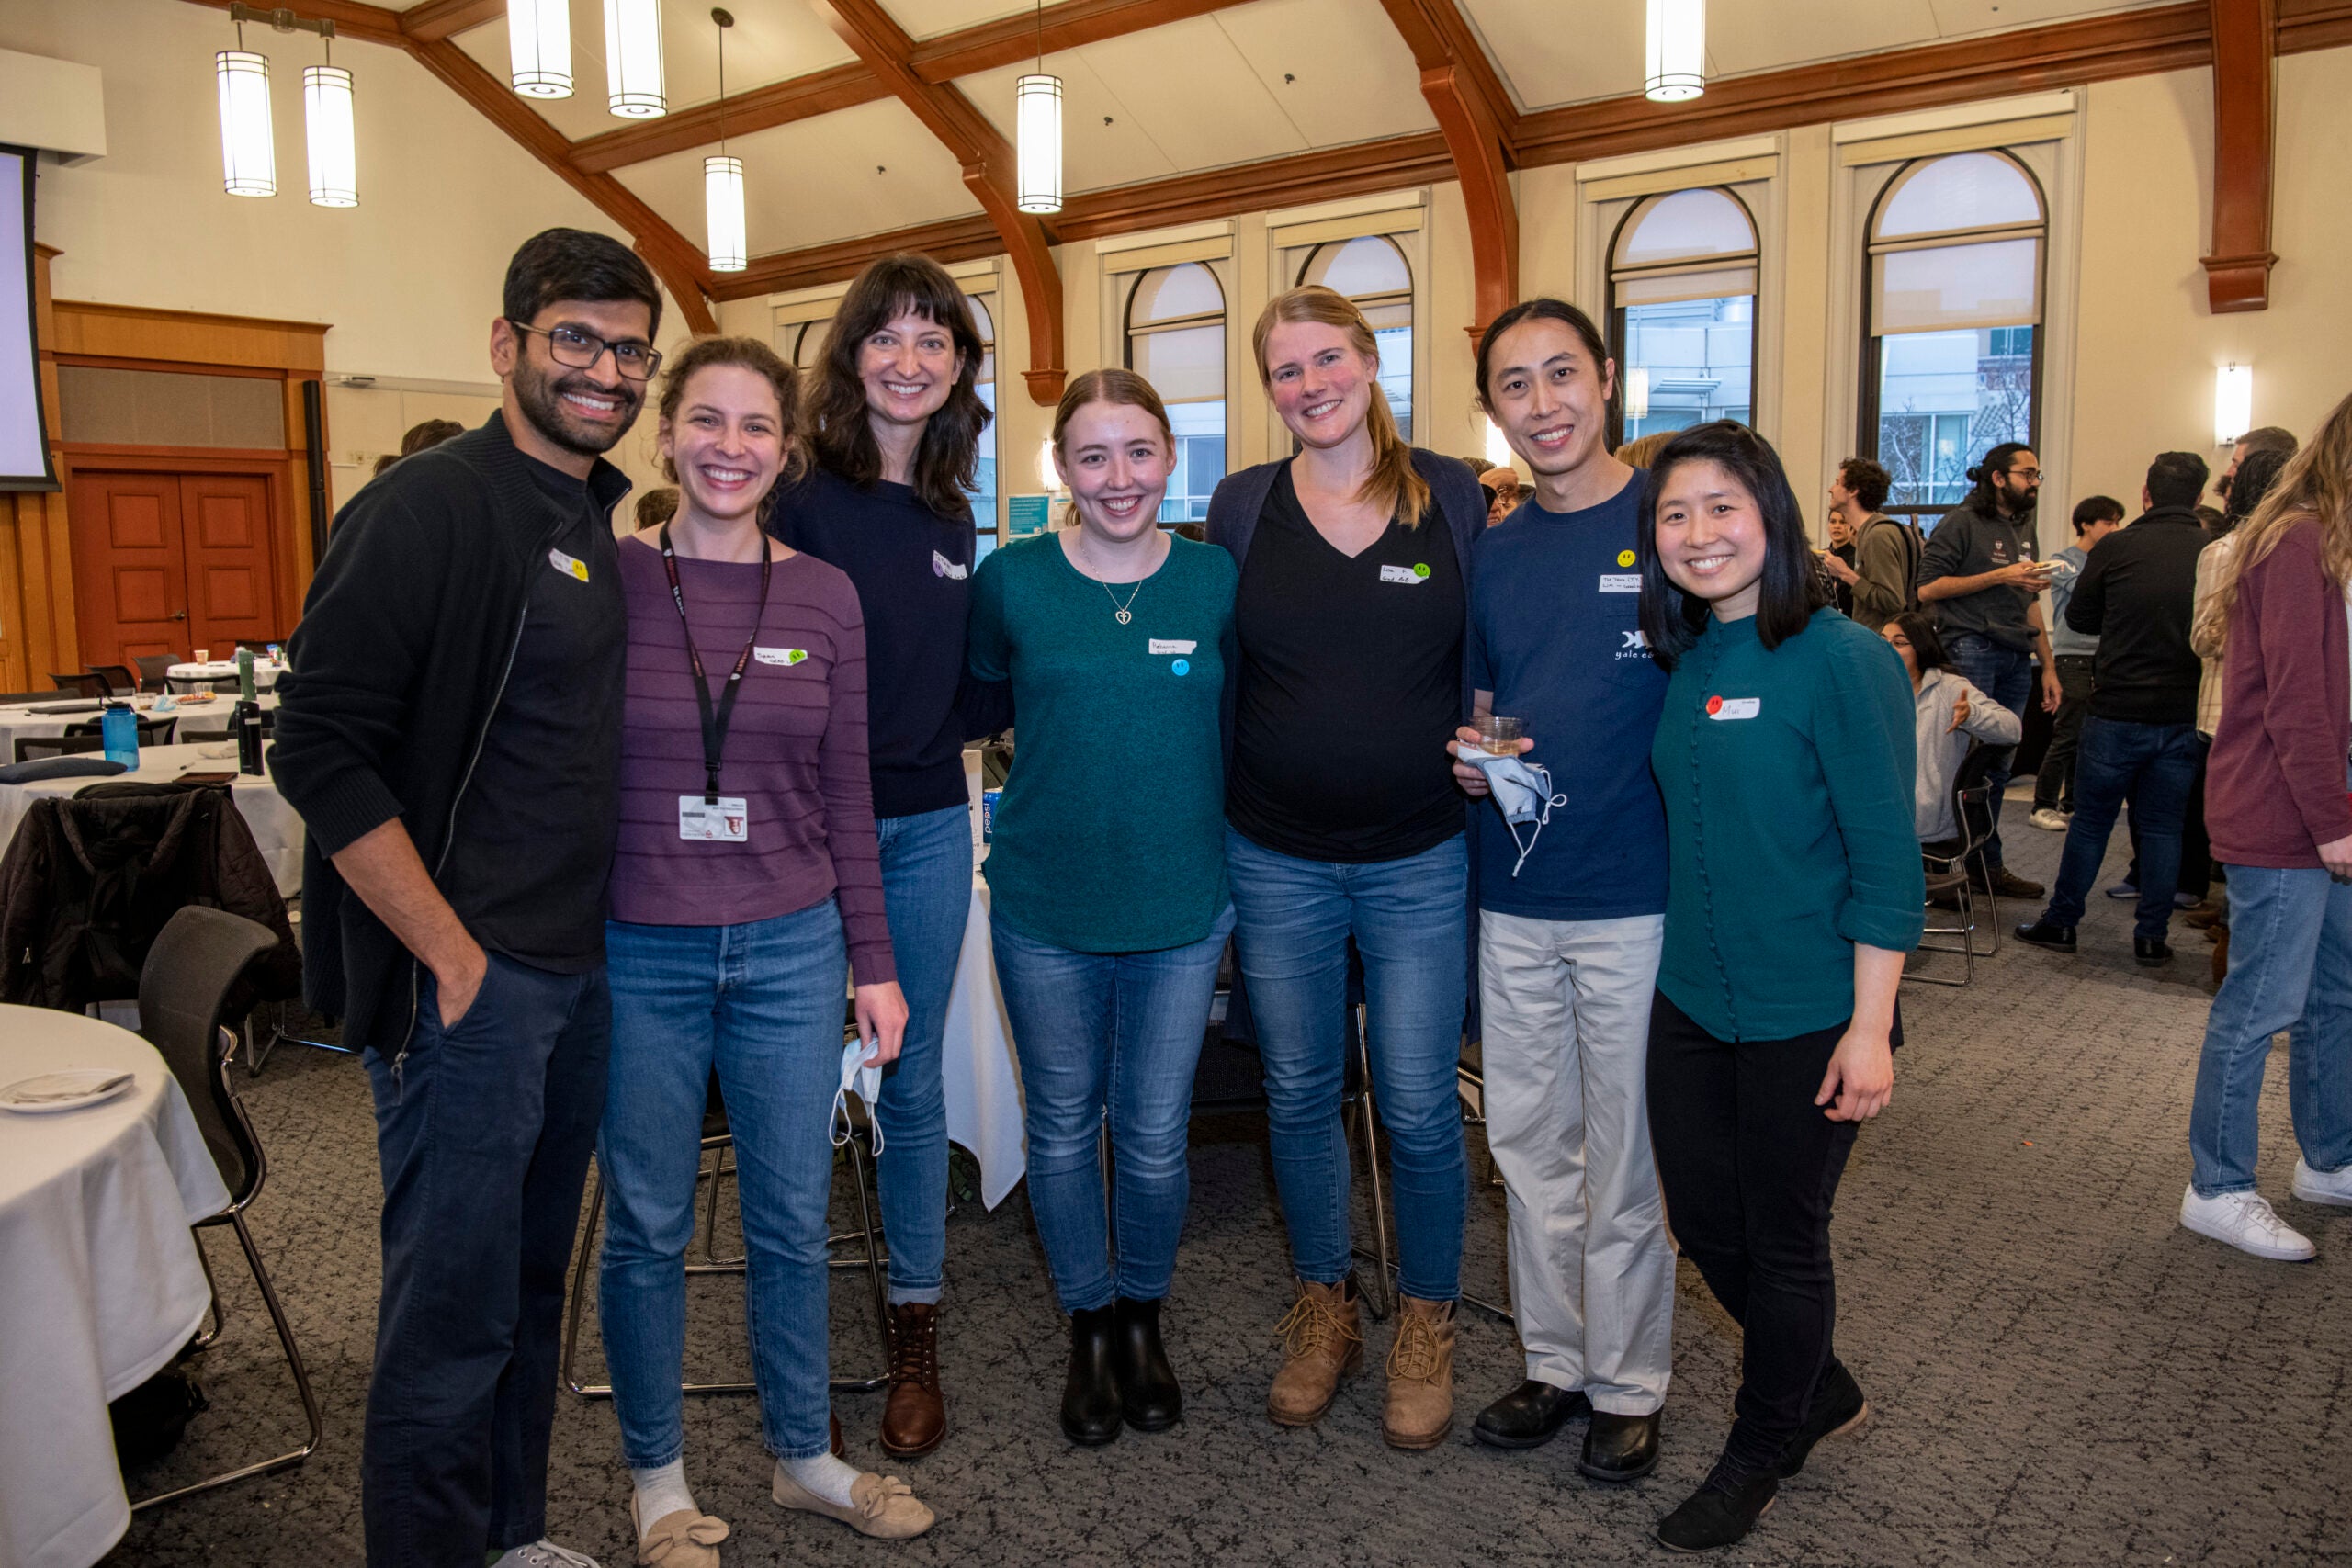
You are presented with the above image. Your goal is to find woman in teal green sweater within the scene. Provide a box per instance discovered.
[1634,422,1924,1552]
[967,369,1237,1448]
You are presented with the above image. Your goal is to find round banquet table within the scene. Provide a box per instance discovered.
[165,659,283,694]
[0,1007,231,1568]
[0,740,304,898]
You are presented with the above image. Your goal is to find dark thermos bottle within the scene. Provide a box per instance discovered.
[233,648,265,775]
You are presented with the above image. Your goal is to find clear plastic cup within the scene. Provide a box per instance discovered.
[1476,715,1523,755]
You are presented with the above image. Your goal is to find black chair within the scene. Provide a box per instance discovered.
[13,733,107,762]
[63,714,177,748]
[85,663,138,696]
[130,906,323,1509]
[1911,742,2004,987]
[135,655,176,693]
[49,671,109,698]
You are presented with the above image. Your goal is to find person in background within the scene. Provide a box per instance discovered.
[634,485,678,532]
[2180,393,2352,1260]
[1613,430,1674,469]
[272,228,659,1568]
[1821,511,1857,617]
[1637,421,1921,1552]
[1826,458,1917,631]
[1916,442,2060,903]
[2017,453,2212,967]
[1208,285,1485,1451]
[1881,611,2021,852]
[370,417,467,478]
[597,337,933,1553]
[768,253,1010,1461]
[2214,423,2299,509]
[1449,299,1674,1482]
[1486,469,1526,526]
[2028,496,2126,831]
[967,369,1237,1446]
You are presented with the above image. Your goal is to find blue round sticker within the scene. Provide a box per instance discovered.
[1170,658,1191,677]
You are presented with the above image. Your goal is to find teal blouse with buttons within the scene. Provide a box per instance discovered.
[967,533,1237,953]
[1650,605,1926,1041]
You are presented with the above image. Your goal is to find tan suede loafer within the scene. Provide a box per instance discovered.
[630,1498,729,1568]
[771,1465,937,1540]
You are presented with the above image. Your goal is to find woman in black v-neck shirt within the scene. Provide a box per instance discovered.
[1206,285,1487,1452]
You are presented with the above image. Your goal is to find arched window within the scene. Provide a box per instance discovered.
[787,319,830,371]
[1297,236,1413,441]
[1861,150,2045,514]
[1607,187,1758,444]
[1124,262,1226,522]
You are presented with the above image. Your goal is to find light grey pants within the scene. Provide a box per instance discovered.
[1478,909,1674,1415]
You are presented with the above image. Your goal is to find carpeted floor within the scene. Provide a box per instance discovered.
[105,811,2351,1568]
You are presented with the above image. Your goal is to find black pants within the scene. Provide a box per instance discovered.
[2031,654,2097,812]
[2122,742,2215,902]
[359,954,612,1567]
[1646,990,1878,1474]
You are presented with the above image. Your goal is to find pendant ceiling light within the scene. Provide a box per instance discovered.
[705,7,747,272]
[304,34,357,208]
[508,0,573,97]
[606,0,668,118]
[1645,0,1705,103]
[216,17,276,198]
[1013,0,1061,215]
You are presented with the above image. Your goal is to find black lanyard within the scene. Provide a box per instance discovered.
[659,524,773,804]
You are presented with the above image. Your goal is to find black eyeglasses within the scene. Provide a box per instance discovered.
[2005,467,2044,483]
[509,321,662,381]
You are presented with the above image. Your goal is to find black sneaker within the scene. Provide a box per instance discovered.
[1777,1359,1869,1478]
[1656,1457,1779,1552]
[2134,936,2174,968]
[2014,919,2077,953]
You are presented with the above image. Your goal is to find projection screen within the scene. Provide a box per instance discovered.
[0,143,57,492]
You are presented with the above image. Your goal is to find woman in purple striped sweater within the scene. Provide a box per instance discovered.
[595,336,936,1559]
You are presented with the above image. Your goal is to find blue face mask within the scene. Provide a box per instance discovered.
[1462,750,1567,877]
[831,1036,885,1156]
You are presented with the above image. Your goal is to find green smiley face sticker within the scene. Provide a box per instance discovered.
[1413,562,1430,579]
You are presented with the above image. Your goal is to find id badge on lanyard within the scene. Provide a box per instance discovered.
[661,524,773,842]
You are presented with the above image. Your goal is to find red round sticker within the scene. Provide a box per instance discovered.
[1705,694,1724,715]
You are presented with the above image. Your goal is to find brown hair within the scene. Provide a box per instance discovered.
[803,253,990,521]
[2207,388,2352,645]
[1052,367,1175,455]
[400,418,467,457]
[1251,285,1431,528]
[653,334,805,491]
[1612,430,1674,468]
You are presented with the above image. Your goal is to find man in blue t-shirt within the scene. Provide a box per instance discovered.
[1450,301,1675,1484]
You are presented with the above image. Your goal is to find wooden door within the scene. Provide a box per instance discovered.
[179,474,277,654]
[69,470,191,672]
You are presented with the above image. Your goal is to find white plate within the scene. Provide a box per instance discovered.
[0,1068,137,1113]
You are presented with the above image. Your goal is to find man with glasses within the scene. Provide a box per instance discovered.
[1917,440,2062,903]
[273,228,661,1568]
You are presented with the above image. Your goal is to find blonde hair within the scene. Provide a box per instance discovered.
[1251,286,1432,528]
[2205,389,2352,647]
[1613,430,1675,468]
[1052,367,1175,454]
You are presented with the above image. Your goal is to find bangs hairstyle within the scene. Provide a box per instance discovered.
[1052,367,1175,453]
[805,253,991,522]
[654,335,806,492]
[1473,298,1615,427]
[1252,286,1431,529]
[1636,420,1828,671]
[1885,609,1951,674]
[502,227,662,337]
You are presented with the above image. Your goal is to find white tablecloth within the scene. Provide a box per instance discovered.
[0,695,275,763]
[940,870,1026,1209]
[164,660,282,693]
[0,1007,231,1568]
[0,742,304,897]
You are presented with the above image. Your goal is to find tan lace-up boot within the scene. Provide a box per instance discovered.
[1382,1295,1457,1450]
[1266,1277,1363,1426]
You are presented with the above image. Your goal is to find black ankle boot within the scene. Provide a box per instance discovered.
[1062,1305,1123,1445]
[1113,1296,1182,1433]
[1657,1455,1779,1552]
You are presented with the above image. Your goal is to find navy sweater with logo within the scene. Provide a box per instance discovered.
[1468,479,1669,920]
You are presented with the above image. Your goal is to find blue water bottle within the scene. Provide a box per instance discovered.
[100,701,140,768]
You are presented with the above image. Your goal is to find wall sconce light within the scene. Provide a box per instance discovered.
[1483,418,1512,470]
[1038,435,1064,493]
[1625,367,1652,422]
[2214,363,2253,448]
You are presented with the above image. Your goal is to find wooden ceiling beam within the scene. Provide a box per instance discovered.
[1375,0,1516,338]
[2204,0,2278,311]
[804,0,1067,401]
[179,0,406,47]
[570,66,886,174]
[399,0,505,43]
[710,215,1005,300]
[908,0,1250,83]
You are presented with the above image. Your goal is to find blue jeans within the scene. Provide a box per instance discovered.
[1225,828,1470,1303]
[1943,633,2032,871]
[360,954,611,1566]
[991,908,1237,1311]
[872,804,974,1303]
[598,902,849,1465]
[2042,717,2202,940]
[2189,857,2352,1196]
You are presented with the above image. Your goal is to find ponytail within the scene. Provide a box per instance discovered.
[1253,285,1432,528]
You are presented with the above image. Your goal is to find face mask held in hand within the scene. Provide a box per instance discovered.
[1462,750,1567,877]
[831,1034,886,1156]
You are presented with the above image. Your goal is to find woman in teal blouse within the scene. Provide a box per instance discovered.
[966,368,1238,1448]
[1634,422,1923,1552]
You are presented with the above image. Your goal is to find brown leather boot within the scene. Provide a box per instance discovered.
[1267,1277,1363,1427]
[1382,1295,1457,1450]
[880,1303,945,1458]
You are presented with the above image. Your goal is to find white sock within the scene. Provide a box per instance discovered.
[629,1459,697,1532]
[779,1450,861,1508]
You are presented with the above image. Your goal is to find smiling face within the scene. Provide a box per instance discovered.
[658,363,790,528]
[1057,400,1173,547]
[1654,457,1771,621]
[494,298,654,459]
[1262,319,1379,451]
[857,306,962,437]
[1483,316,1614,481]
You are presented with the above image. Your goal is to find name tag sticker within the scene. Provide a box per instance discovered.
[1599,573,1642,593]
[932,550,968,581]
[1706,696,1761,721]
[1379,563,1431,585]
[548,547,589,582]
[679,795,749,841]
[1148,638,1196,656]
[753,647,808,666]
